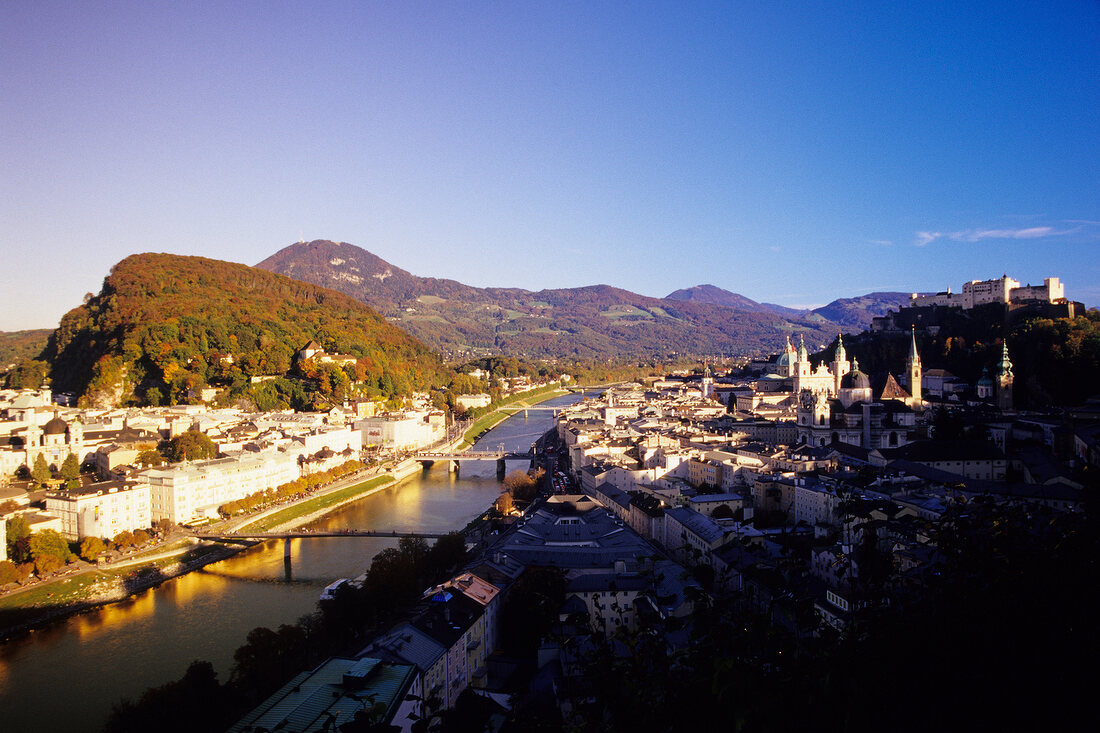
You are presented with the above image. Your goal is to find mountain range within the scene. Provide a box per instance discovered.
[665,284,917,328]
[257,240,914,359]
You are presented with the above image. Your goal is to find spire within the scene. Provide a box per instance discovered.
[909,327,920,362]
[997,341,1013,377]
[835,333,846,362]
[797,334,808,362]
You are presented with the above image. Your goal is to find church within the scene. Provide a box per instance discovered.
[770,332,925,449]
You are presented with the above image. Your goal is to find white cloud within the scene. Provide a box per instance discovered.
[914,225,1078,246]
[952,226,1062,242]
[869,239,892,246]
[914,231,941,247]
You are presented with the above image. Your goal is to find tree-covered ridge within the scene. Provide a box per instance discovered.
[43,253,446,407]
[0,329,51,367]
[816,305,1100,408]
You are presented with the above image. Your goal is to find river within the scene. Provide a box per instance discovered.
[0,394,580,732]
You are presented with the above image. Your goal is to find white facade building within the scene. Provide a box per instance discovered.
[142,453,299,524]
[356,411,444,451]
[45,479,152,540]
[298,426,362,456]
[910,275,1065,310]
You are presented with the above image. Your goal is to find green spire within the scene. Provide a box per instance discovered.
[997,341,1013,377]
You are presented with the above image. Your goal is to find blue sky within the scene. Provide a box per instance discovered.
[2,1,1098,330]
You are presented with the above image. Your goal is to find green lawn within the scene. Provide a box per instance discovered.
[240,475,395,532]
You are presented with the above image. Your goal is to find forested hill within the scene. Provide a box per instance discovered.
[0,329,51,370]
[257,240,841,359]
[43,253,446,407]
[815,304,1100,409]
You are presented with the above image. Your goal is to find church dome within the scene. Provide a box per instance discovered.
[776,352,791,368]
[841,365,870,390]
[43,415,68,435]
[977,367,994,387]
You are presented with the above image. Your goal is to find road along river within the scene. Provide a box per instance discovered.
[0,393,583,732]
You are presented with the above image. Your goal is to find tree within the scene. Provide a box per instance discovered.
[80,536,108,562]
[59,454,81,482]
[29,528,75,565]
[0,559,32,585]
[502,470,538,503]
[165,429,218,462]
[496,490,515,515]
[113,530,136,549]
[31,453,51,484]
[9,359,48,389]
[6,514,31,562]
[136,449,166,467]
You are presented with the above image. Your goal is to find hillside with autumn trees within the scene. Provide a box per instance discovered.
[41,253,446,408]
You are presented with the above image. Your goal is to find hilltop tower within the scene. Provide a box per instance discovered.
[907,328,922,407]
[996,341,1014,411]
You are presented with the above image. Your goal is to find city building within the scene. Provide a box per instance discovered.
[142,452,299,524]
[909,275,1066,310]
[227,656,419,733]
[44,478,152,540]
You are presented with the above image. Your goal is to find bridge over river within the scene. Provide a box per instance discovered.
[195,529,451,541]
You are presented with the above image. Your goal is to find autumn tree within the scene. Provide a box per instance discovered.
[29,529,75,569]
[80,536,108,562]
[5,513,31,562]
[113,530,137,549]
[502,469,539,502]
[165,429,218,462]
[136,448,166,467]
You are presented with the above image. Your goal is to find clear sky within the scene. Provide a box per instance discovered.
[2,1,1098,331]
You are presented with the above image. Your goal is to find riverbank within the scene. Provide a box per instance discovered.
[0,463,427,640]
[461,385,568,447]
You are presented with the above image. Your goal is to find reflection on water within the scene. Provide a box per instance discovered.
[0,393,583,732]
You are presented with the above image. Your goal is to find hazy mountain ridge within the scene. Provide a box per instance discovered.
[257,241,847,359]
[44,253,444,406]
[666,283,916,331]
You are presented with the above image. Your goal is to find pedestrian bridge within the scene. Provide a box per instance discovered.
[414,449,531,461]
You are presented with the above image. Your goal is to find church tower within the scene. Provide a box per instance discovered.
[907,328,922,407]
[996,341,1014,411]
[831,333,850,395]
[795,334,811,376]
[782,336,797,377]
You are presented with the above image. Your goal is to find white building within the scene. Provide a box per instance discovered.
[44,479,152,540]
[142,453,299,524]
[356,411,445,451]
[910,275,1065,310]
[454,393,491,411]
[297,426,362,456]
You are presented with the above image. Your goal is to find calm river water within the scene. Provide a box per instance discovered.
[0,395,579,732]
